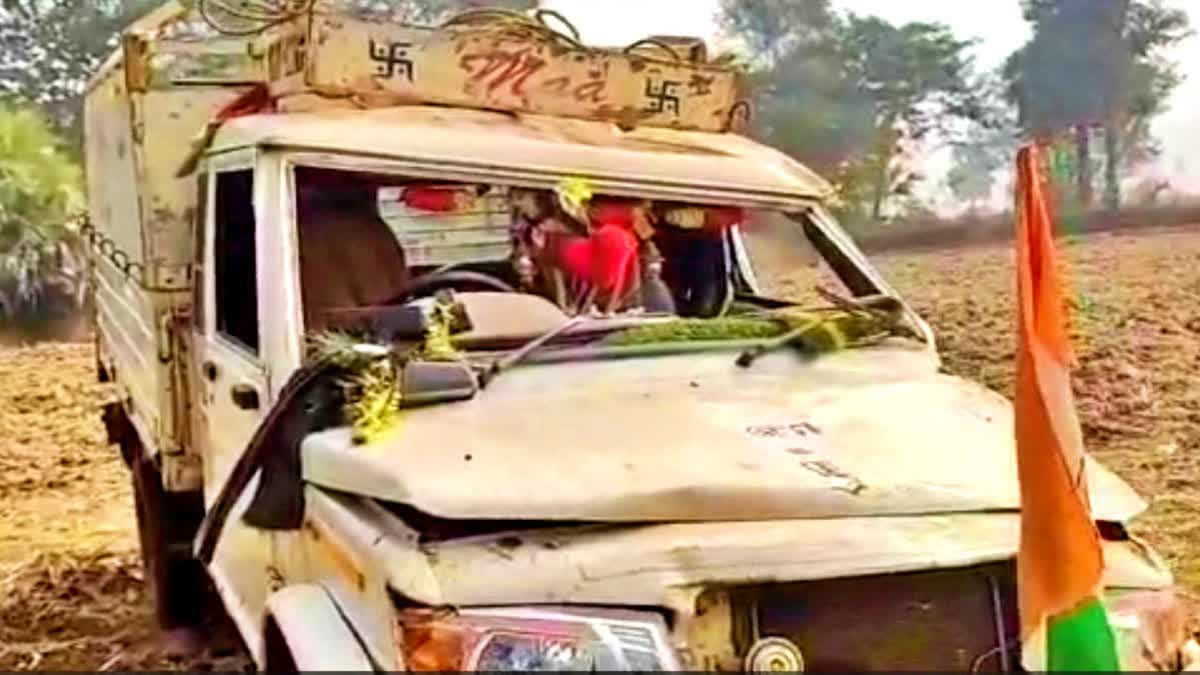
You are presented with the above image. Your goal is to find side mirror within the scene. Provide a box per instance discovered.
[320,304,428,339]
[320,301,473,342]
[399,361,478,407]
[373,305,433,341]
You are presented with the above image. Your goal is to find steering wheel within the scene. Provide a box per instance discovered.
[383,269,516,305]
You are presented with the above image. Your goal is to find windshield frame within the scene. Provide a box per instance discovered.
[279,150,934,350]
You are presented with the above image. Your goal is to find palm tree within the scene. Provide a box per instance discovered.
[0,104,85,322]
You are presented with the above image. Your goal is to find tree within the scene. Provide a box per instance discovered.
[718,2,982,224]
[1003,0,1190,210]
[717,0,836,66]
[717,0,867,174]
[837,15,980,220]
[1108,0,1190,209]
[745,27,877,175]
[947,75,1019,214]
[0,0,161,142]
[0,103,85,321]
[950,124,1017,211]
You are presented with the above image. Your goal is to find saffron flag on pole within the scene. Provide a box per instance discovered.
[1013,144,1120,671]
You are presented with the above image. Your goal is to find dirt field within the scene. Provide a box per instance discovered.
[0,343,248,671]
[0,225,1197,670]
[882,225,1200,605]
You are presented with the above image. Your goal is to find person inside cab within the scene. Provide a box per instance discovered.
[295,169,411,332]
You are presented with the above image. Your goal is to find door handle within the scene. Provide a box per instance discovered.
[231,384,260,410]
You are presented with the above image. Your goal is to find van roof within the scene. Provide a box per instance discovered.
[210,105,835,211]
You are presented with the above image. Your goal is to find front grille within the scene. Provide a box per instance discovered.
[609,624,657,652]
[607,624,663,671]
[727,561,1020,671]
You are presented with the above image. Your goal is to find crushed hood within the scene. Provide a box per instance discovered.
[301,341,1146,523]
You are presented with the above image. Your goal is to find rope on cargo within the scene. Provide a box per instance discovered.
[726,100,752,131]
[439,8,585,50]
[197,0,316,36]
[622,39,683,63]
[531,8,581,42]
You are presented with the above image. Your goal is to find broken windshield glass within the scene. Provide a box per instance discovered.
[290,165,913,354]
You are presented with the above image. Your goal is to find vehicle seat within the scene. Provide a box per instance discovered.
[298,198,411,333]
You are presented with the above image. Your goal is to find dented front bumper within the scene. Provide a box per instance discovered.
[1107,588,1199,672]
[1104,534,1199,672]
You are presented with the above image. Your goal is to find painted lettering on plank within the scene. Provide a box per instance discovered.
[459,48,547,97]
[539,75,608,103]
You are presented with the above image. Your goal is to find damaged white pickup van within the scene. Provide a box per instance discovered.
[85,2,1197,671]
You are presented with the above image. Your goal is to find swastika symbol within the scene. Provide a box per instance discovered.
[643,79,682,115]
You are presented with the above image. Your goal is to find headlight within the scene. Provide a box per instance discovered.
[1105,588,1190,671]
[395,606,679,671]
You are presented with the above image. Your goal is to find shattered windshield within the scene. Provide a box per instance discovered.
[293,166,901,351]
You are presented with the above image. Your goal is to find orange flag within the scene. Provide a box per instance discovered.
[1013,144,1118,670]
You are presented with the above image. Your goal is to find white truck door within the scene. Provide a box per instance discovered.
[193,162,269,501]
[191,155,281,659]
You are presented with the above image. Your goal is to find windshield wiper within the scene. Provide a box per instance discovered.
[476,315,587,388]
[735,289,906,369]
[735,319,824,368]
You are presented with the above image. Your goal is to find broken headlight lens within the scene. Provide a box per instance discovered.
[1105,588,1190,671]
[473,631,611,670]
[395,606,677,671]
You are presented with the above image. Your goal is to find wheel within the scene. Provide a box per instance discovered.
[129,448,210,630]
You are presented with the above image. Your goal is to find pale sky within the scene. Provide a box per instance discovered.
[540,0,1200,210]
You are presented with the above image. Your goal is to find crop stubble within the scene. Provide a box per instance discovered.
[0,226,1196,669]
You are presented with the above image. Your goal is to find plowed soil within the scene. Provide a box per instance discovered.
[0,345,248,671]
[881,226,1200,606]
[0,225,1197,670]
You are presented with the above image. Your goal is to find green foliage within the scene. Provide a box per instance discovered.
[0,0,161,141]
[306,331,384,369]
[947,85,1020,211]
[604,308,906,352]
[719,2,982,225]
[307,332,402,445]
[420,300,463,362]
[342,358,402,445]
[1003,0,1191,208]
[0,104,85,320]
[838,15,981,139]
[603,316,782,346]
[716,0,836,65]
[305,299,464,444]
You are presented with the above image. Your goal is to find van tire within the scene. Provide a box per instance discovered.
[129,445,210,630]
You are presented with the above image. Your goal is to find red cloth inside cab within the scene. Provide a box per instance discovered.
[559,224,639,296]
